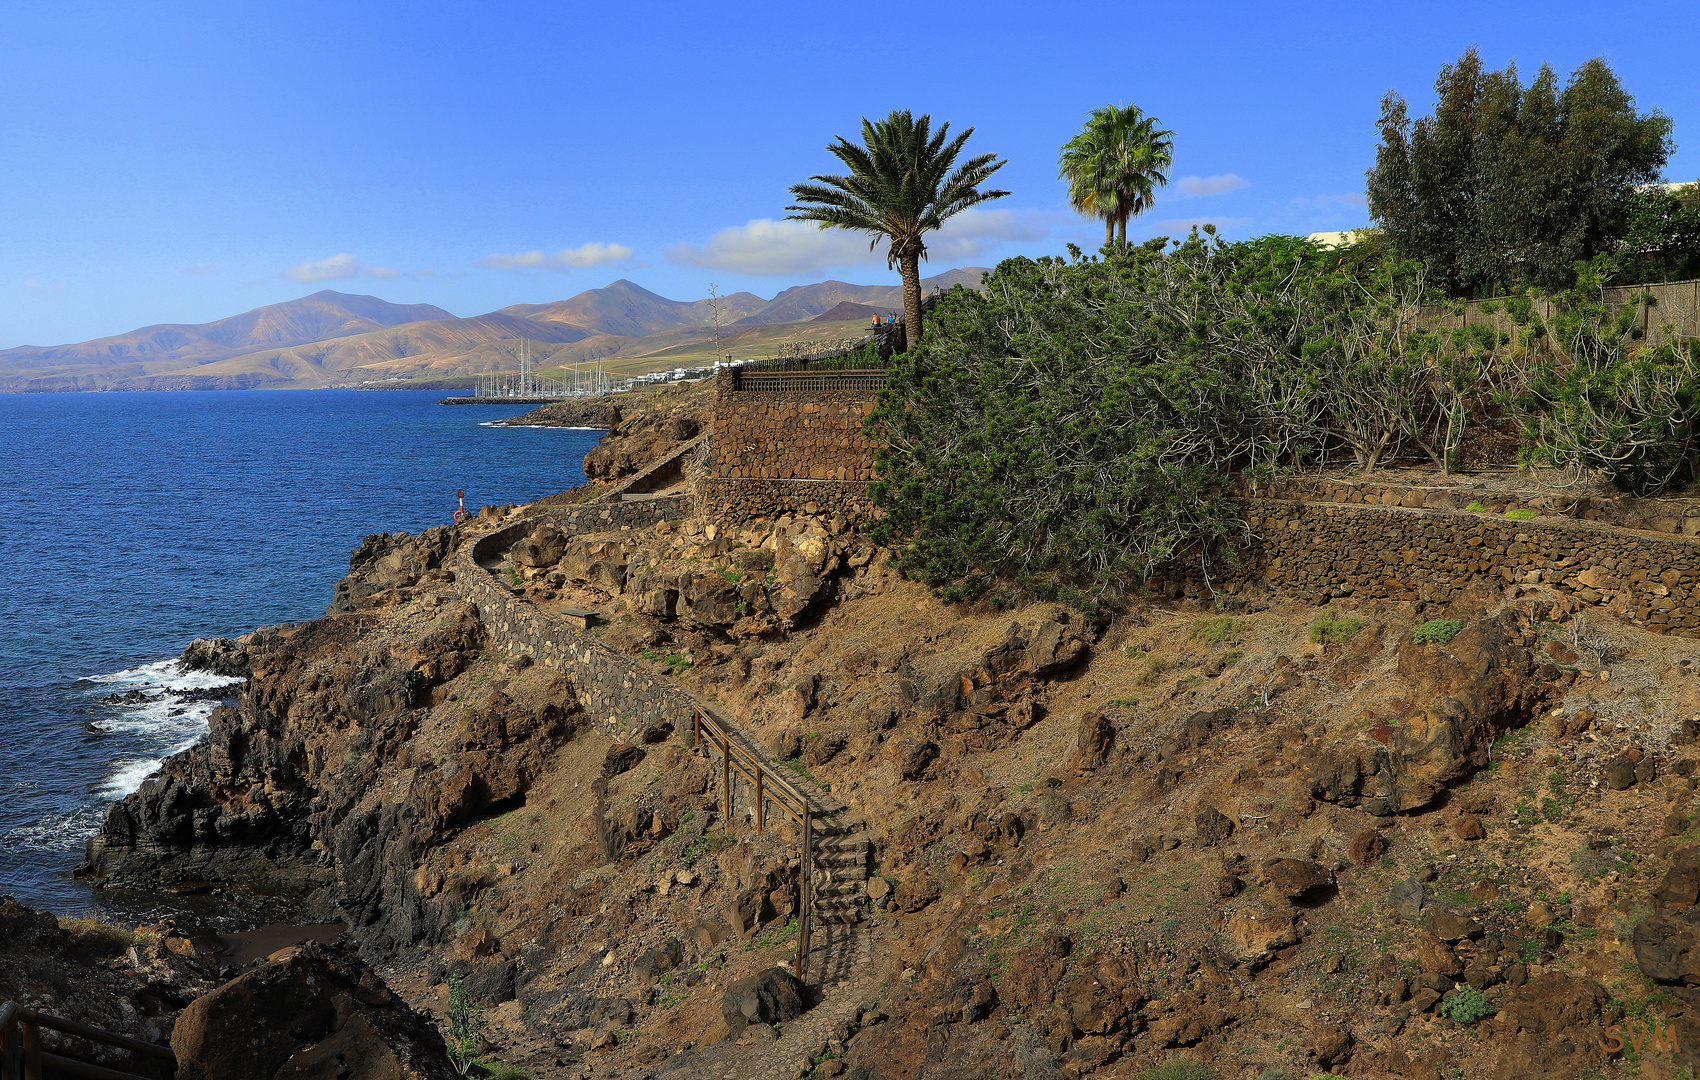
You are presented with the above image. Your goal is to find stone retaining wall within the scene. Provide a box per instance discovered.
[460,526,700,738]
[529,493,691,535]
[713,369,880,482]
[1150,500,1700,636]
[1250,476,1700,536]
[696,478,875,529]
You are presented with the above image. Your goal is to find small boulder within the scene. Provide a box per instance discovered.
[1658,845,1700,908]
[1455,814,1486,840]
[1348,828,1386,866]
[1427,911,1481,942]
[1604,753,1639,790]
[1194,805,1235,847]
[1259,859,1334,904]
[721,967,805,1037]
[1389,878,1426,921]
[172,943,457,1080]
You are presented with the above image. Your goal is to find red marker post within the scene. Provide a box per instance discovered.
[453,489,468,523]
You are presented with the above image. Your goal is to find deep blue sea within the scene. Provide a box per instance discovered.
[0,389,602,918]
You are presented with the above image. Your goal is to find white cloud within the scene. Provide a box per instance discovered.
[22,278,40,290]
[552,242,632,268]
[667,220,869,275]
[1177,174,1250,197]
[667,209,1055,275]
[282,254,423,283]
[285,253,361,283]
[480,242,633,272]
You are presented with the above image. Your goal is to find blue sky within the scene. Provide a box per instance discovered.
[4,0,1699,347]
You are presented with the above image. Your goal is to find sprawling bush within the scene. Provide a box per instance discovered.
[865,230,1700,600]
[865,232,1442,597]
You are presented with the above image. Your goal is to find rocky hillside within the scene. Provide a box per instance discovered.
[64,382,1700,1080]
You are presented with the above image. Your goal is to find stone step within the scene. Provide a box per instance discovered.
[814,880,863,897]
[814,833,870,851]
[815,911,863,925]
[812,848,868,866]
[814,894,863,911]
[813,866,869,883]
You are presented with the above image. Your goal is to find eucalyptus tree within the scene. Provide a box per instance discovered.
[786,109,1009,351]
[1368,47,1670,297]
[1059,104,1174,247]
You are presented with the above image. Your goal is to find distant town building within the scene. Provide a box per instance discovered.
[1307,228,1373,250]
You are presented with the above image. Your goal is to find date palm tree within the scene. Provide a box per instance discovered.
[786,109,1009,351]
[1059,104,1174,247]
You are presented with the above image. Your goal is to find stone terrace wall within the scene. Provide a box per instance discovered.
[531,493,690,534]
[1251,476,1700,536]
[696,478,875,530]
[712,369,881,482]
[1150,500,1700,636]
[459,525,700,738]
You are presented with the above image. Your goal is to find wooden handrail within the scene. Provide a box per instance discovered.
[691,707,818,979]
[0,1002,174,1080]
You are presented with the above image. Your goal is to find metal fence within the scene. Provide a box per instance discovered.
[731,370,888,394]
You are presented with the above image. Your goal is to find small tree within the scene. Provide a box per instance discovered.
[786,110,1009,351]
[1519,259,1700,494]
[446,973,485,1076]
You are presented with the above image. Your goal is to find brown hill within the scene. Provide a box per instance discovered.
[498,279,767,338]
[0,270,992,392]
[810,301,884,323]
[0,291,453,372]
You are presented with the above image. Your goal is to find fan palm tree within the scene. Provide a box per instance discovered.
[1059,105,1174,247]
[786,110,1009,351]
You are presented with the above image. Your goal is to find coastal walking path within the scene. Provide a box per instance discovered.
[454,505,887,1078]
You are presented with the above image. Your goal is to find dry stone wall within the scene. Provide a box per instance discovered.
[712,370,881,482]
[697,478,874,530]
[459,525,700,738]
[1152,500,1700,636]
[1251,476,1700,536]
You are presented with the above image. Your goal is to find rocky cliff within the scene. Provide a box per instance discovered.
[74,383,1700,1080]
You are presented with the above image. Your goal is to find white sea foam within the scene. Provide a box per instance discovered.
[78,658,243,799]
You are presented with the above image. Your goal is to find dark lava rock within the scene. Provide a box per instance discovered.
[1389,878,1426,920]
[172,942,458,1080]
[721,966,805,1037]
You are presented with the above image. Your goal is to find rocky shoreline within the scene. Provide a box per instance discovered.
[487,398,621,428]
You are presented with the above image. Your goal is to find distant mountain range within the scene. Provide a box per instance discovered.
[0,268,988,392]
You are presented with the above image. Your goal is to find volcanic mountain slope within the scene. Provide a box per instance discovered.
[72,386,1700,1080]
[0,269,990,392]
[0,291,451,374]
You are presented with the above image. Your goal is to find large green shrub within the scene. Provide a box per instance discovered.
[864,233,1438,598]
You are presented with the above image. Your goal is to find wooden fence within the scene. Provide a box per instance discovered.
[1,1001,175,1080]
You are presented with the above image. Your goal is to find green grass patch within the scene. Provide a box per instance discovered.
[1308,610,1364,645]
[1505,507,1538,520]
[1189,616,1243,647]
[1413,619,1463,645]
[1465,500,1488,512]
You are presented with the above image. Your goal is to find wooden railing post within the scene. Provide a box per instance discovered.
[721,733,731,822]
[19,1021,40,1080]
[797,807,812,980]
[1,1003,18,1080]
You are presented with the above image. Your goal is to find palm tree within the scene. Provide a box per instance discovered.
[786,110,1009,351]
[1059,105,1174,247]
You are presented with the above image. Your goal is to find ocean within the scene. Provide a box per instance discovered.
[0,389,602,919]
